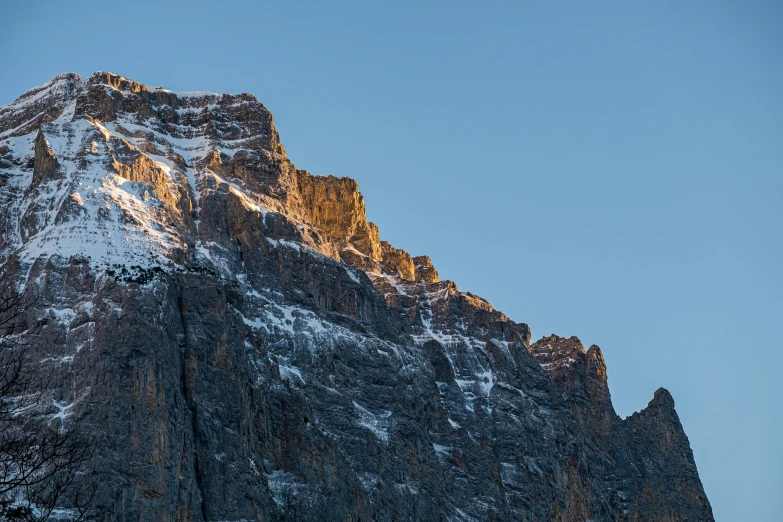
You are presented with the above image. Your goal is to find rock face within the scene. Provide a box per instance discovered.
[0,72,713,521]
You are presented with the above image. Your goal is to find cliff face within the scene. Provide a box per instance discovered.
[0,72,713,521]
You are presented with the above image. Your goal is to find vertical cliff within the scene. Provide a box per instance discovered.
[0,72,713,521]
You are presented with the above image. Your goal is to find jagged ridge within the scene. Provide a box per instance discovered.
[0,72,713,521]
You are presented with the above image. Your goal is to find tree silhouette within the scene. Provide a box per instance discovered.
[0,279,96,521]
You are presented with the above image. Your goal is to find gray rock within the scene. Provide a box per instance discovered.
[0,72,713,521]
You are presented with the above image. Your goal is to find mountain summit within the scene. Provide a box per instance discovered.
[0,72,713,521]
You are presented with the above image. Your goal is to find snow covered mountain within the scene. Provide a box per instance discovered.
[0,72,714,521]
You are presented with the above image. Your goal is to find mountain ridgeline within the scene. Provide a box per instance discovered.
[0,72,713,521]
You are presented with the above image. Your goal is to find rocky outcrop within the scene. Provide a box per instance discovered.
[528,338,714,522]
[0,72,713,521]
[607,389,715,522]
[531,335,617,436]
[32,130,61,188]
[0,73,81,137]
[413,255,439,283]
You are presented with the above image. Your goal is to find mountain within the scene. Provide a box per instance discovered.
[0,72,714,521]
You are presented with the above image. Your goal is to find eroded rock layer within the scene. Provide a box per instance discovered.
[0,72,713,521]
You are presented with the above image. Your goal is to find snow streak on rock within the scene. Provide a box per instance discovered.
[0,72,714,522]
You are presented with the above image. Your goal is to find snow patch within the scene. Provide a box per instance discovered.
[353,401,392,443]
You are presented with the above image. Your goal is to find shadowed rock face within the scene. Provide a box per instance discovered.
[530,335,617,436]
[0,72,713,521]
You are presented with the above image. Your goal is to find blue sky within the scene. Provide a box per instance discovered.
[2,1,781,519]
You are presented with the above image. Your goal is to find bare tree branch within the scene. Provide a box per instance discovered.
[0,276,97,521]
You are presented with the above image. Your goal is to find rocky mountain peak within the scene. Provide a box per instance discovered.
[651,386,675,405]
[89,71,148,93]
[0,72,713,521]
[530,334,616,436]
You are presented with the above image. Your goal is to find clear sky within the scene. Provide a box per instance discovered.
[2,1,781,519]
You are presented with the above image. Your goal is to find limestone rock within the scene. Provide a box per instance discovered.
[530,335,617,435]
[413,255,439,283]
[32,130,61,188]
[0,72,713,521]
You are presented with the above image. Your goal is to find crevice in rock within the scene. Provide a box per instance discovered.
[177,281,208,522]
